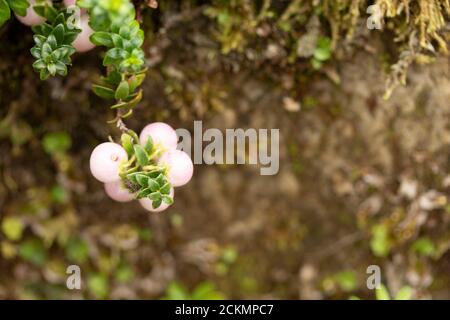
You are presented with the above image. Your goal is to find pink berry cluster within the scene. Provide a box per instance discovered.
[89,123,193,212]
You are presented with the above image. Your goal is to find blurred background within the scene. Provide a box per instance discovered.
[1,0,450,299]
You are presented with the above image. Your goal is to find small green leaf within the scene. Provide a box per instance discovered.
[1,217,24,241]
[147,179,159,192]
[162,195,174,205]
[149,192,161,202]
[135,173,149,187]
[92,84,115,99]
[0,0,11,27]
[90,31,113,47]
[8,0,28,17]
[152,197,162,209]
[143,136,153,153]
[395,286,413,300]
[121,133,134,156]
[51,24,65,44]
[160,183,171,195]
[42,132,72,155]
[375,284,391,300]
[133,144,149,166]
[115,80,130,100]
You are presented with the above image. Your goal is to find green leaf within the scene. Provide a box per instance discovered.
[92,84,115,99]
[149,192,161,202]
[133,144,149,166]
[143,136,153,153]
[19,239,46,266]
[160,183,171,195]
[152,197,162,209]
[42,132,72,155]
[395,286,413,300]
[314,37,332,61]
[115,80,130,100]
[66,237,89,264]
[128,73,145,92]
[375,284,391,300]
[90,31,113,47]
[8,0,28,17]
[88,274,109,299]
[121,133,134,156]
[411,237,437,257]
[135,173,149,187]
[1,217,24,241]
[51,24,65,44]
[0,0,11,27]
[147,179,159,192]
[370,224,392,258]
[162,195,174,205]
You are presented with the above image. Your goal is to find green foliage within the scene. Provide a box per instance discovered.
[31,7,81,80]
[0,0,29,27]
[375,284,413,300]
[411,237,437,258]
[42,131,72,155]
[19,238,47,266]
[370,224,392,258]
[163,281,225,300]
[1,217,24,241]
[79,0,146,118]
[118,133,173,209]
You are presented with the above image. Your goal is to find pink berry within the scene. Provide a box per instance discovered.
[158,150,193,187]
[89,142,128,183]
[15,0,45,26]
[63,0,77,6]
[72,15,95,52]
[139,122,178,151]
[104,181,134,202]
[139,188,174,212]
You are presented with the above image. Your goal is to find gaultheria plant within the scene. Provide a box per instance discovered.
[0,0,194,212]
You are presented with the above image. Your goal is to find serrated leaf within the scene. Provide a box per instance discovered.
[133,144,149,166]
